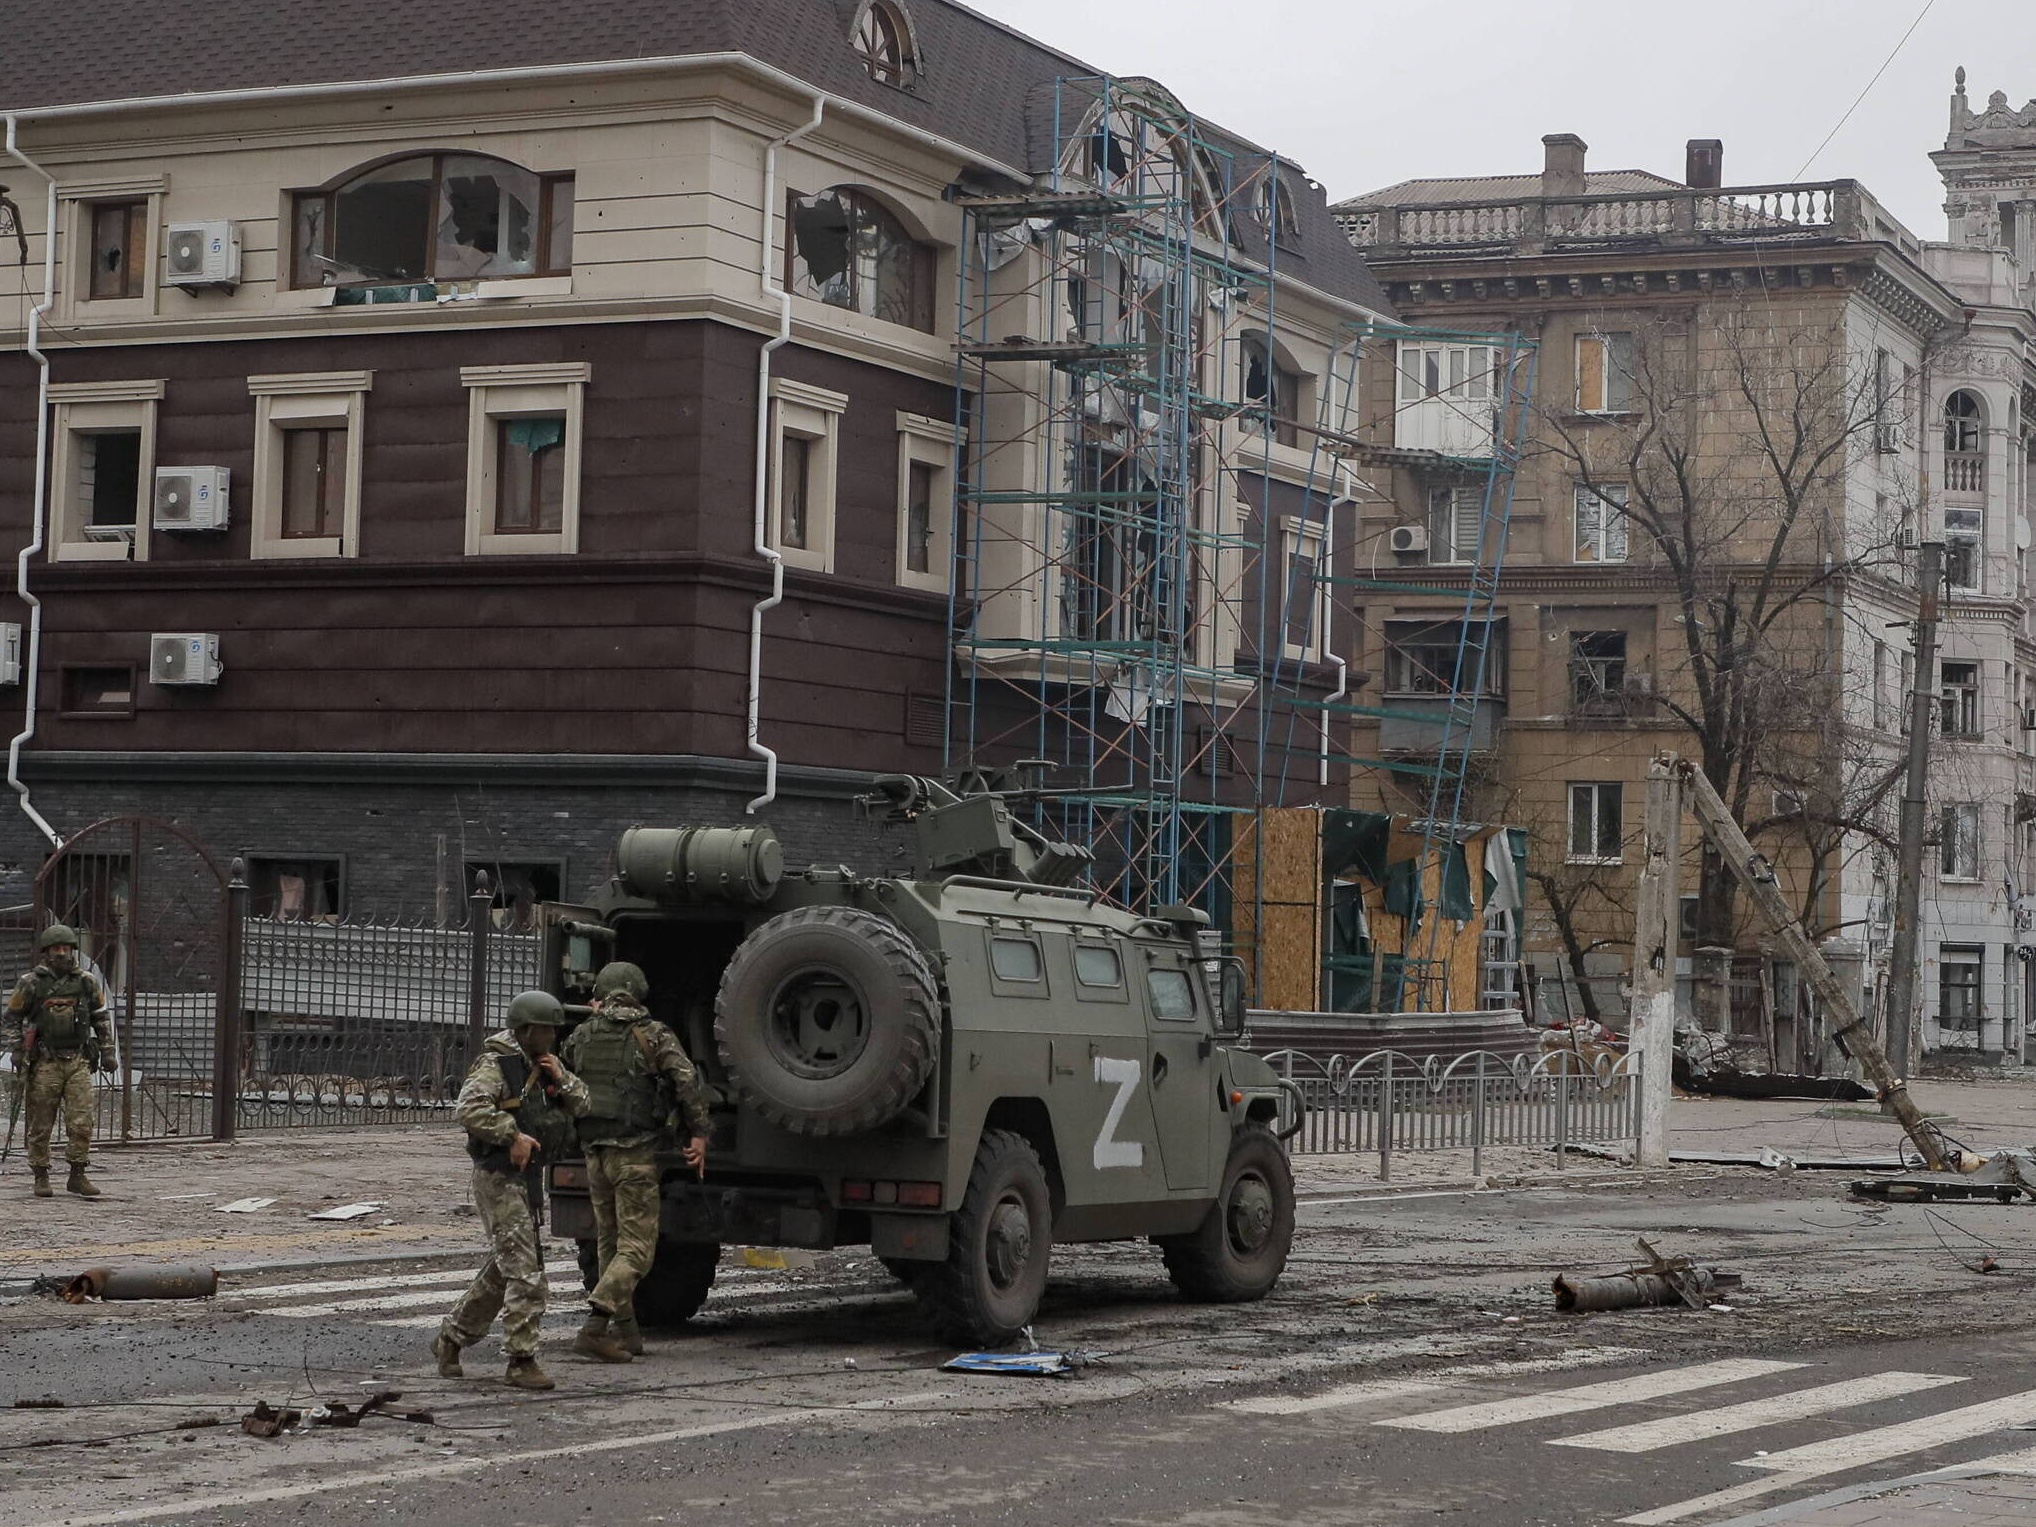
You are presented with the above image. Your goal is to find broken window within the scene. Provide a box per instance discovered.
[1256,171,1299,244]
[778,434,812,551]
[1938,945,1983,1029]
[1242,334,1301,448]
[1940,660,1981,738]
[467,860,562,931]
[280,426,347,541]
[851,1,913,85]
[77,431,141,530]
[1427,485,1484,564]
[494,416,566,535]
[87,201,148,300]
[1382,619,1505,697]
[1281,520,1327,660]
[291,155,572,288]
[1945,506,1982,590]
[905,460,936,575]
[1574,331,1638,413]
[247,855,345,921]
[1570,631,1628,713]
[1940,803,1981,879]
[1574,483,1631,563]
[1061,445,1177,648]
[1567,782,1624,863]
[58,666,134,718]
[786,187,934,332]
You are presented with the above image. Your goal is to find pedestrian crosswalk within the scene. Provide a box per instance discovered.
[1226,1354,2036,1526]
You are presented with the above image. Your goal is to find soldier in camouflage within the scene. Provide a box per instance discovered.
[435,990,590,1392]
[561,960,710,1363]
[4,925,115,1199]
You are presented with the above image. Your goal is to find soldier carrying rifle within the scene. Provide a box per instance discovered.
[3,925,115,1199]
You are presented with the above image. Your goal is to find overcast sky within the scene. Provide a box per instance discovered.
[963,0,2034,236]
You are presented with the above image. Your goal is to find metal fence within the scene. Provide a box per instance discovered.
[1263,1047,1640,1181]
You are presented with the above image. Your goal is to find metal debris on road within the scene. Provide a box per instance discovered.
[215,1197,276,1214]
[62,1265,218,1303]
[1553,1239,1742,1313]
[241,1401,301,1438]
[940,1350,1098,1377]
[306,1202,385,1221]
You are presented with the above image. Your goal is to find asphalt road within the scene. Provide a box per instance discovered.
[9,1174,2036,1527]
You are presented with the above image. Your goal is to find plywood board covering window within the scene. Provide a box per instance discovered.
[460,364,588,556]
[248,373,372,560]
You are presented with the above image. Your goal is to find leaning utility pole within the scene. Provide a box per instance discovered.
[1886,540,1944,1080]
[1631,760,1684,1169]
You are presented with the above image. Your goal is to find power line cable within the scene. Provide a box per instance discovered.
[1791,0,1937,181]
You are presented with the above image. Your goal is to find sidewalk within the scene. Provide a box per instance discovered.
[4,1076,2032,1279]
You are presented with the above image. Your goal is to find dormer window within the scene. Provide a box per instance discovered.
[290,153,573,289]
[1257,171,1299,244]
[852,1,916,87]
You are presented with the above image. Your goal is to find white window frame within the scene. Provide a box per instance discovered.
[1278,516,1330,662]
[460,363,588,557]
[1574,482,1631,564]
[1945,506,1982,592]
[247,372,372,560]
[895,411,952,592]
[59,176,167,321]
[1574,330,1637,414]
[1567,781,1624,865]
[47,380,163,563]
[1940,801,1982,881]
[1427,484,1483,565]
[770,378,846,574]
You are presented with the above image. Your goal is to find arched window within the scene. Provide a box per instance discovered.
[851,1,915,86]
[786,186,935,332]
[1945,389,1986,455]
[290,153,573,288]
[1257,170,1299,244]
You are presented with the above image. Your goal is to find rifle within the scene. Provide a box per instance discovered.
[1,1027,32,1169]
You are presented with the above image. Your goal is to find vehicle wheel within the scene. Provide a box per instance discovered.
[630,1239,721,1328]
[914,1129,1051,1344]
[715,907,940,1136]
[576,1238,600,1292]
[1159,1124,1295,1302]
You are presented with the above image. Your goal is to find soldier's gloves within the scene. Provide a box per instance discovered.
[95,1054,117,1075]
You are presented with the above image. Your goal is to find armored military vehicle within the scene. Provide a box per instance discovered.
[543,775,1298,1343]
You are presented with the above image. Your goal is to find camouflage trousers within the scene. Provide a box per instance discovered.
[586,1142,661,1320]
[22,1054,94,1172]
[440,1167,549,1358]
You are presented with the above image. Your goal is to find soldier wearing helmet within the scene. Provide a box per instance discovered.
[4,924,115,1199]
[559,959,711,1363]
[434,989,591,1392]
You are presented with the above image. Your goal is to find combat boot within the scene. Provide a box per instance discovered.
[610,1315,645,1357]
[504,1356,554,1392]
[30,1167,51,1198]
[65,1164,100,1198]
[573,1311,631,1364]
[431,1333,463,1379]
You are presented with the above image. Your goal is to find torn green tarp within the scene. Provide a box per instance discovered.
[1326,952,1405,1013]
[503,416,565,453]
[1322,809,1392,884]
[1381,840,1473,921]
[1382,857,1420,918]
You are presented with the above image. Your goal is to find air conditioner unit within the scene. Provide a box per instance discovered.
[1876,422,1902,454]
[164,221,240,290]
[149,633,222,687]
[153,467,229,531]
[0,622,19,685]
[1389,524,1430,555]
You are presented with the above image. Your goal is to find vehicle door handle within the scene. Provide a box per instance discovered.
[1152,1052,1169,1087]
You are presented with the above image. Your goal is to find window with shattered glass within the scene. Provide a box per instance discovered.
[291,155,572,288]
[494,415,566,535]
[786,188,934,332]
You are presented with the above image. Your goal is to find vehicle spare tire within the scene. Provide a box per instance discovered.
[714,906,940,1136]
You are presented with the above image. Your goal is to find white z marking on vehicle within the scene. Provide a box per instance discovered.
[1093,1055,1145,1169]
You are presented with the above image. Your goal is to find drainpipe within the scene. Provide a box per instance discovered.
[4,115,61,847]
[745,94,825,815]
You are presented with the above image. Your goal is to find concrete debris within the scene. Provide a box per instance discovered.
[1572,1142,1905,1171]
[1852,1149,2036,1203]
[305,1202,385,1221]
[306,1391,412,1428]
[62,1266,218,1303]
[214,1198,276,1214]
[1554,1239,1742,1314]
[241,1401,301,1438]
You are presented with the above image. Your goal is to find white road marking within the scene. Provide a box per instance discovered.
[1377,1358,1806,1434]
[1227,1347,1649,1416]
[20,1389,954,1527]
[1740,1386,2036,1473]
[1553,1371,1966,1453]
[1620,1389,2036,1525]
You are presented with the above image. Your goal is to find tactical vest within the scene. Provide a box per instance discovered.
[466,1051,576,1171]
[566,1015,666,1145]
[27,970,95,1052]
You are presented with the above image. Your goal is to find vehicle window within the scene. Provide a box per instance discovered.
[990,936,1044,982]
[1073,944,1123,987]
[1147,968,1197,1021]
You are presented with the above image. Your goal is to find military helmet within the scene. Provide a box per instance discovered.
[505,989,564,1032]
[36,924,79,952]
[594,961,648,1001]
